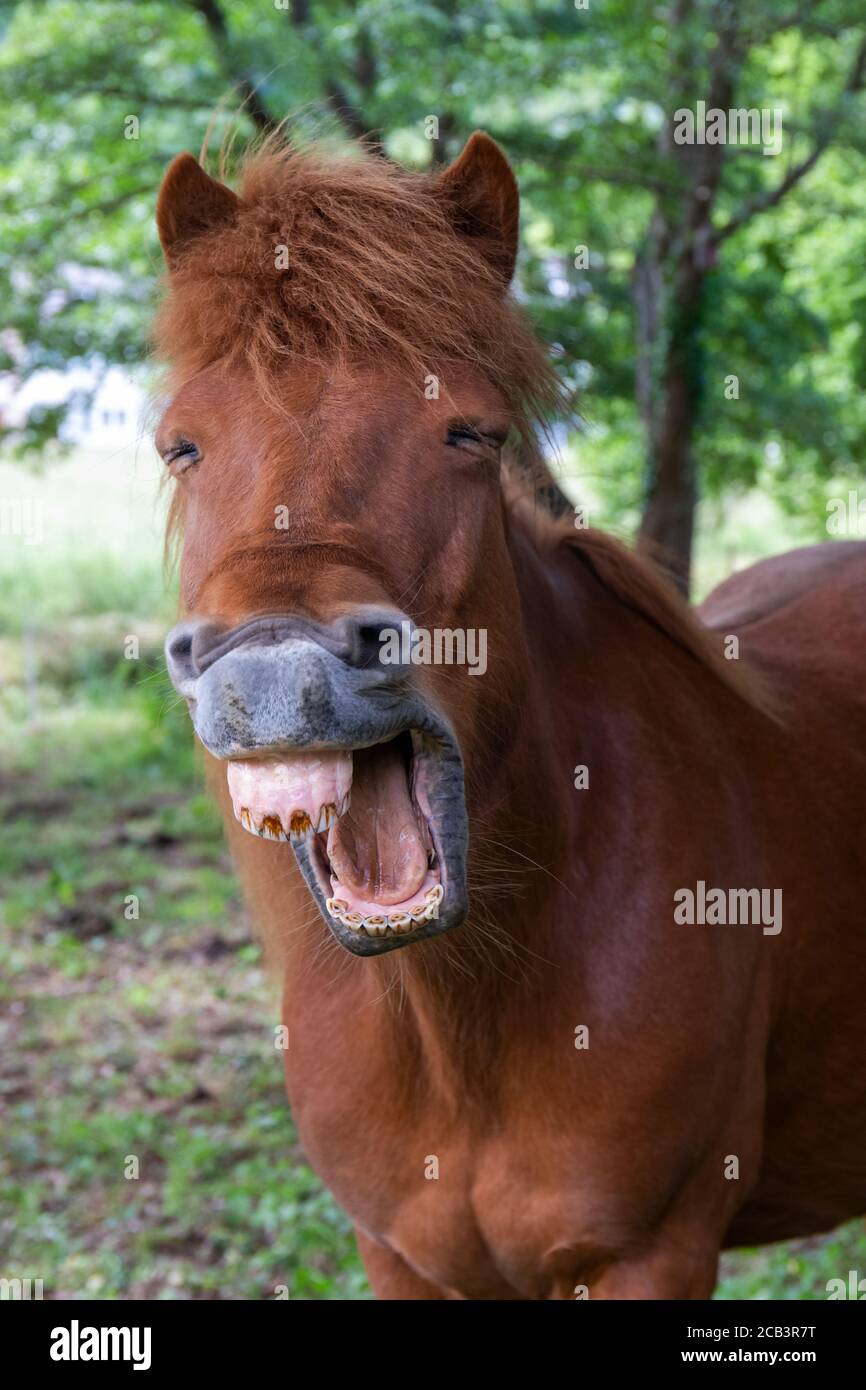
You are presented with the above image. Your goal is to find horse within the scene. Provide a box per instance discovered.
[156,130,866,1299]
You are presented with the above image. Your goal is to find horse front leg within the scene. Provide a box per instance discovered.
[355,1229,449,1299]
[587,1240,721,1299]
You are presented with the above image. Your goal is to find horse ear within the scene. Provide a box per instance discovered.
[436,131,519,286]
[156,153,241,267]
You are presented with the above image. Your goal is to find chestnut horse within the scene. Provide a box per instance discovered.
[157,132,866,1299]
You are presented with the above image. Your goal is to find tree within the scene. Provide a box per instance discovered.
[2,0,866,592]
[631,2,866,590]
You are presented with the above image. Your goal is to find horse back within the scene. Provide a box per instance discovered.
[699,540,865,636]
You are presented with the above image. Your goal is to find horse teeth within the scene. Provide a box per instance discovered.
[325,893,437,937]
[257,814,285,840]
[425,884,444,904]
[238,794,351,843]
[314,802,340,832]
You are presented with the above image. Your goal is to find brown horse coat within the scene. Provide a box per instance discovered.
[156,133,866,1298]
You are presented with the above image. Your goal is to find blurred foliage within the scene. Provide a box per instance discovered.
[0,0,865,525]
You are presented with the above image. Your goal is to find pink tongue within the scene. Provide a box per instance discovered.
[327,741,428,905]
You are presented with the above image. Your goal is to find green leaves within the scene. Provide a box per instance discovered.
[2,0,865,532]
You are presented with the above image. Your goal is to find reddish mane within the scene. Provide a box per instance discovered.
[153,135,562,438]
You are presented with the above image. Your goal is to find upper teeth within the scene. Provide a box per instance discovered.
[235,793,350,841]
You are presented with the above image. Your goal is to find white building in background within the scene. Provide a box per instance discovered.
[0,362,149,450]
[63,365,150,448]
[1,260,152,451]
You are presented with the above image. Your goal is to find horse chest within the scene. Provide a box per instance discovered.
[380,1152,612,1299]
[290,1078,626,1299]
[283,988,692,1297]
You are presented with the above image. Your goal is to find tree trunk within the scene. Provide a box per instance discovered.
[637,254,706,596]
[638,367,698,595]
[635,0,737,599]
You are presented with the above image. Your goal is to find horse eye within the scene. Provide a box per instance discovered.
[163,439,200,474]
[446,424,494,450]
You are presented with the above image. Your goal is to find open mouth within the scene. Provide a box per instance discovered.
[226,731,450,951]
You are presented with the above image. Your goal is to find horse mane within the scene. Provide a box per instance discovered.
[153,132,565,463]
[505,479,779,718]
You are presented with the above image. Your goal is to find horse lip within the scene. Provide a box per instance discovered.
[190,614,360,674]
[166,630,411,760]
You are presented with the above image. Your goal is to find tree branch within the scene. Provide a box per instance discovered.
[739,0,850,46]
[716,30,866,242]
[60,84,222,111]
[187,0,276,132]
[287,0,384,153]
[430,112,457,165]
[507,141,686,194]
[15,171,173,254]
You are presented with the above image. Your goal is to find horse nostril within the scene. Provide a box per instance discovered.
[167,629,193,662]
[344,609,412,670]
[165,618,220,686]
[357,624,389,664]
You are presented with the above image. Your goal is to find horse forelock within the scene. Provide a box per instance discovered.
[152,134,565,440]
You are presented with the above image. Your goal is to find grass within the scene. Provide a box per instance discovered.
[0,445,863,1300]
[0,666,369,1299]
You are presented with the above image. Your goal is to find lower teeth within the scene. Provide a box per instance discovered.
[325,884,443,934]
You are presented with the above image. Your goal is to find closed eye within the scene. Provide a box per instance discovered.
[162,438,201,474]
[445,423,507,451]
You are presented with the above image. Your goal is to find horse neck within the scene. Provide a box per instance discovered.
[355,525,590,1104]
[284,520,754,1112]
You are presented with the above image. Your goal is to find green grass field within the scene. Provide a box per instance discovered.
[1,446,863,1299]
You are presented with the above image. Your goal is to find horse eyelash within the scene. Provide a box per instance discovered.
[446,424,506,449]
[163,439,200,471]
